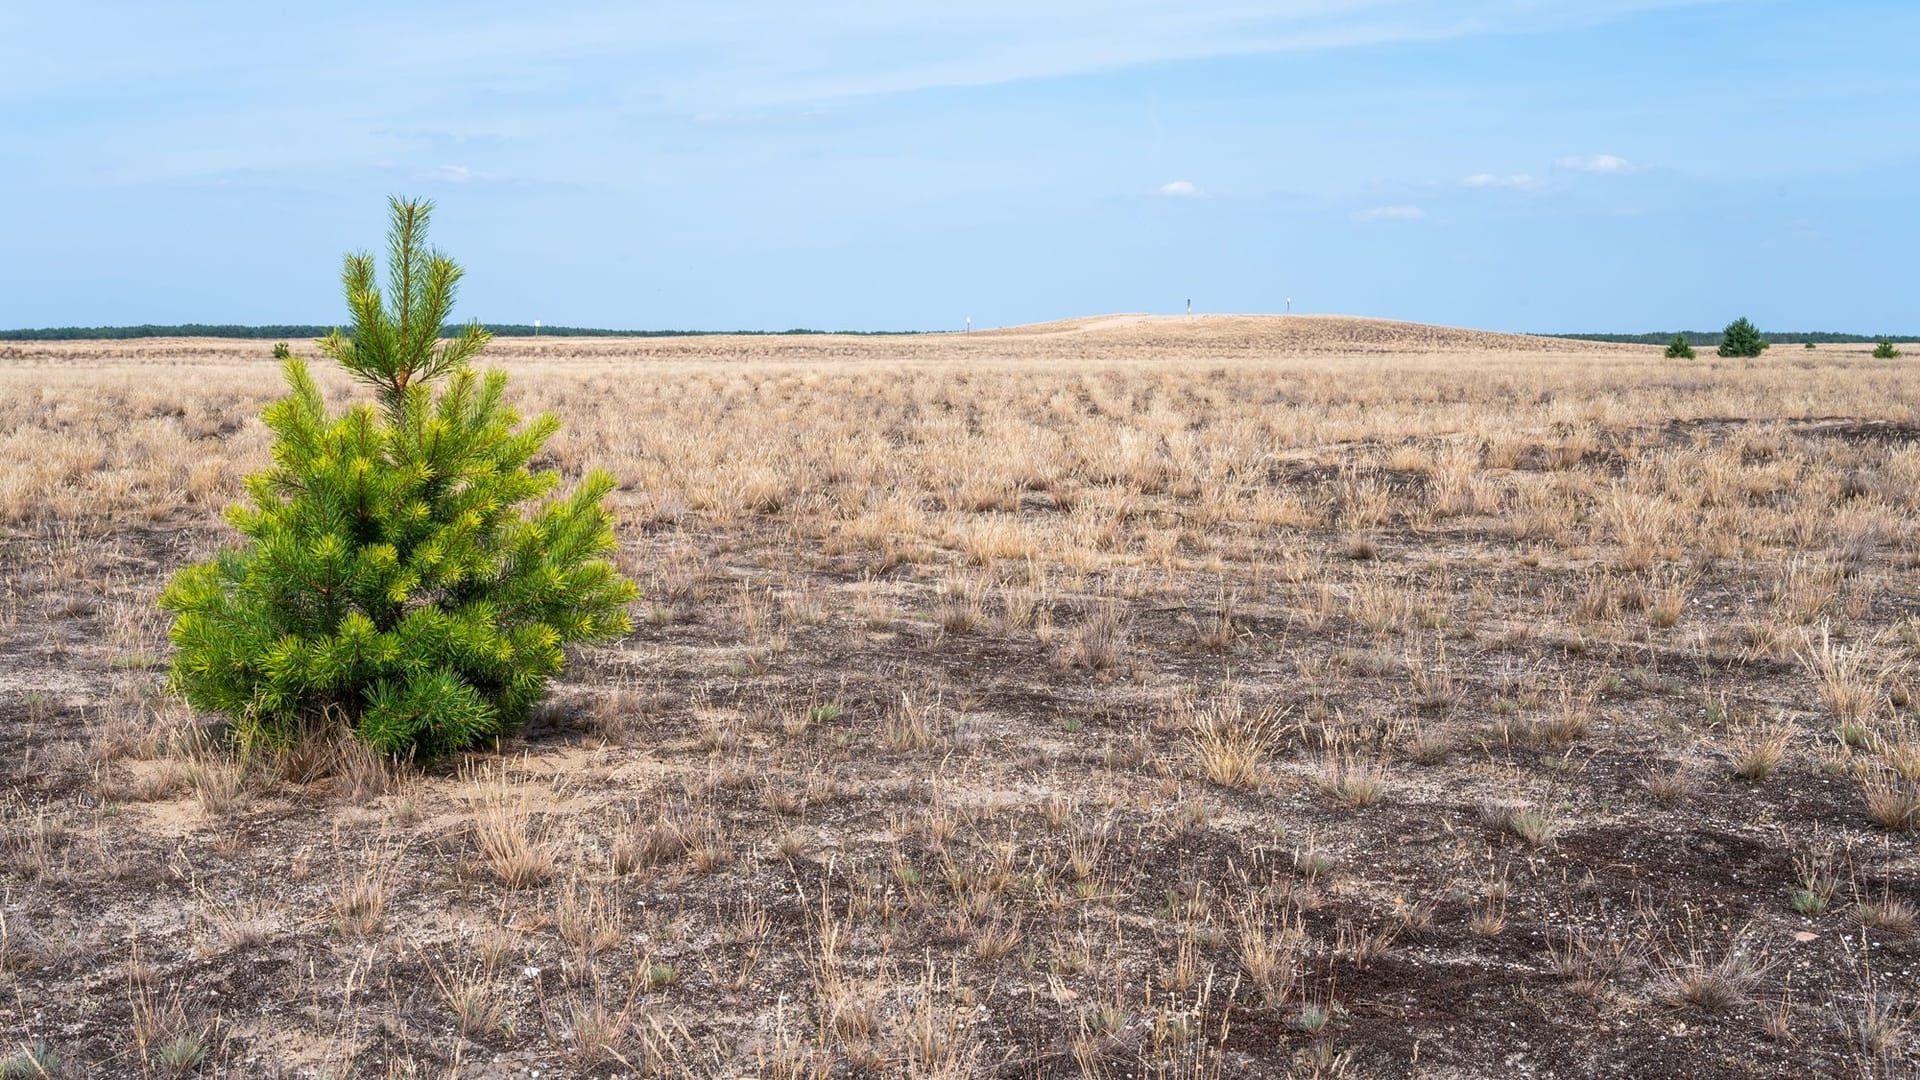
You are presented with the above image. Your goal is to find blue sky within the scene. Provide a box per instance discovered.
[2,1,1914,332]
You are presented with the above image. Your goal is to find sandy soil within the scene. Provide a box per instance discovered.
[0,317,1916,1078]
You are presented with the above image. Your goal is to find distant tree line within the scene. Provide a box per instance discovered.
[0,323,924,342]
[3,322,1899,345]
[1550,330,1909,346]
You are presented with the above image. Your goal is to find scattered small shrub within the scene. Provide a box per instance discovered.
[1872,338,1901,359]
[1664,334,1695,360]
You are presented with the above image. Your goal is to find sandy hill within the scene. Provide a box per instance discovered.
[970,313,1620,354]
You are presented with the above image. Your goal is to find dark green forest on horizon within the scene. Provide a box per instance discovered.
[0,323,1908,344]
[0,323,922,342]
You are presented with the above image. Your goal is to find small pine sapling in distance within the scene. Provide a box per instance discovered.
[1716,316,1768,358]
[161,197,638,760]
[1873,338,1901,359]
[1664,334,1695,360]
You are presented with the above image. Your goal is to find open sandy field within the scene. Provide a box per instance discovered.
[2,315,1917,1078]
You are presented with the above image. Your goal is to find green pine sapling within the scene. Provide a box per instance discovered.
[1716,317,1768,358]
[161,197,637,759]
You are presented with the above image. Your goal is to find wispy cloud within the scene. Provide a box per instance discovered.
[0,1,1718,194]
[1556,153,1633,173]
[1462,172,1537,189]
[0,2,1727,110]
[1158,179,1199,197]
[419,164,479,183]
[325,3,1726,114]
[1355,205,1425,221]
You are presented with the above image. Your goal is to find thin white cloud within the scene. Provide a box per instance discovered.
[420,164,478,183]
[395,3,1732,112]
[0,2,1731,111]
[1556,153,1633,173]
[1158,179,1199,197]
[0,1,1713,188]
[1463,172,1537,189]
[1355,205,1425,221]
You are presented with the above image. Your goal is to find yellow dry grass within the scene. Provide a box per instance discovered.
[3,316,1919,1077]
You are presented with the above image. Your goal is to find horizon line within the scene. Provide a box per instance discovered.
[1,316,1914,345]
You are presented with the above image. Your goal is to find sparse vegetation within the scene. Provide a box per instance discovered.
[4,314,1919,1075]
[1665,333,1695,359]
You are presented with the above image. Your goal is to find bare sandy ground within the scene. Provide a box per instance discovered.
[0,317,1915,1078]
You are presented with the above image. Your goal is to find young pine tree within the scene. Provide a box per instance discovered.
[1664,334,1695,360]
[161,198,637,759]
[1873,338,1901,359]
[1716,316,1768,358]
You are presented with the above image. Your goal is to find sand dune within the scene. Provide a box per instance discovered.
[971,312,1621,353]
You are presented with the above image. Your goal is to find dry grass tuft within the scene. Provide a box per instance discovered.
[1860,772,1920,831]
[471,773,555,888]
[1855,893,1918,935]
[1652,926,1770,1012]
[1185,696,1283,790]
[331,844,395,936]
[1639,765,1696,804]
[1799,624,1887,723]
[1314,749,1388,808]
[1726,721,1794,781]
[1234,900,1304,1006]
[184,758,246,817]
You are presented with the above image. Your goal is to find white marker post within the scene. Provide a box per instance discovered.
[533,319,541,337]
[1285,298,1291,315]
[965,316,971,335]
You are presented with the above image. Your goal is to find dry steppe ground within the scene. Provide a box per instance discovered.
[2,314,1918,1079]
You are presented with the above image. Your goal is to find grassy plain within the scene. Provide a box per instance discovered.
[2,314,1917,1077]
